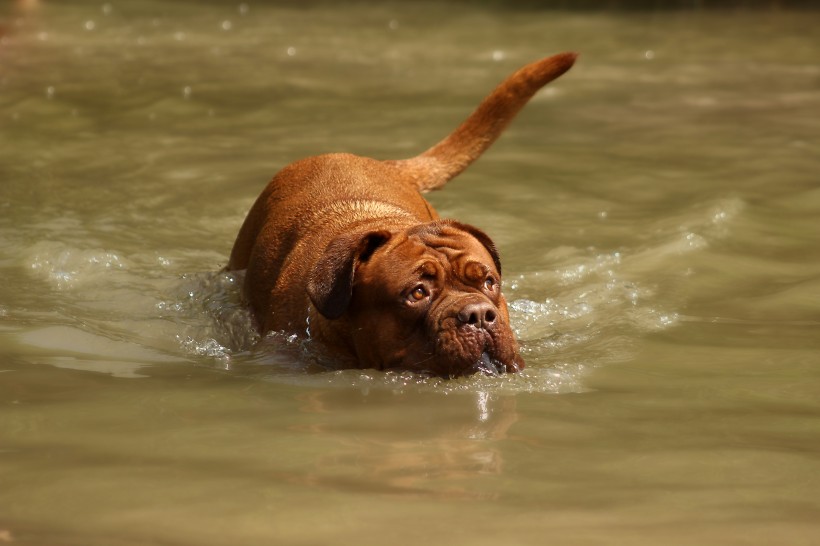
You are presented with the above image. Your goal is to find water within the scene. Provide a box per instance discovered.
[2,2,819,544]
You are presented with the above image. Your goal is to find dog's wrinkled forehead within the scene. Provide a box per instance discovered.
[407,221,462,241]
[405,220,502,274]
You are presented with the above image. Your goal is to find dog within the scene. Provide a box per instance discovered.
[228,52,577,377]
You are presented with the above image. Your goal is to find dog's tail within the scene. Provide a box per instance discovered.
[389,52,577,193]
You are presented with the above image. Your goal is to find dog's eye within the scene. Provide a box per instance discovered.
[408,286,428,302]
[483,277,496,291]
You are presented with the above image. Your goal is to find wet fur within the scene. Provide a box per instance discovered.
[228,52,577,376]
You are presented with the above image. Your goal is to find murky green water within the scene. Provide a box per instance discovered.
[2,1,819,544]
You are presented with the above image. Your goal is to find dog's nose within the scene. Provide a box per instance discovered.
[457,302,497,330]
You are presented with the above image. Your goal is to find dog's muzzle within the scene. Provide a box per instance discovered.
[432,298,516,377]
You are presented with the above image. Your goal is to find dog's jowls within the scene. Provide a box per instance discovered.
[228,52,577,377]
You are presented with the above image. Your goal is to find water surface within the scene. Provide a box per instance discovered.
[1,2,819,544]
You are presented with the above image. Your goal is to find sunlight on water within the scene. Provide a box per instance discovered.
[27,240,127,290]
[2,3,820,544]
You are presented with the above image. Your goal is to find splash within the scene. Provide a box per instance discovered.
[167,270,259,367]
[27,240,127,290]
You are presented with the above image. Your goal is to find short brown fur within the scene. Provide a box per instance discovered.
[228,52,577,377]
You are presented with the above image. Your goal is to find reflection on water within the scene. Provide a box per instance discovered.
[287,389,520,500]
[2,1,820,544]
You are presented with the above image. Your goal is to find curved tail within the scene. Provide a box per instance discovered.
[390,52,578,192]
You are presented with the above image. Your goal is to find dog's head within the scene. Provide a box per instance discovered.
[307,220,524,377]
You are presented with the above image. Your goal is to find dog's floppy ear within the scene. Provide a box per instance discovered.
[307,230,392,320]
[444,220,502,275]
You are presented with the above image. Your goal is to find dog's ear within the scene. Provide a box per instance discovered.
[307,230,392,320]
[445,220,502,275]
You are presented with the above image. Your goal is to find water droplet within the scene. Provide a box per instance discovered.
[659,314,677,327]
[492,50,505,61]
[286,46,296,57]
[644,50,655,60]
[45,86,55,99]
[221,20,232,31]
[238,3,249,15]
[84,20,96,31]
[102,3,113,15]
[182,86,192,99]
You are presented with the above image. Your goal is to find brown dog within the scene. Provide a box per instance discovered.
[228,52,577,377]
